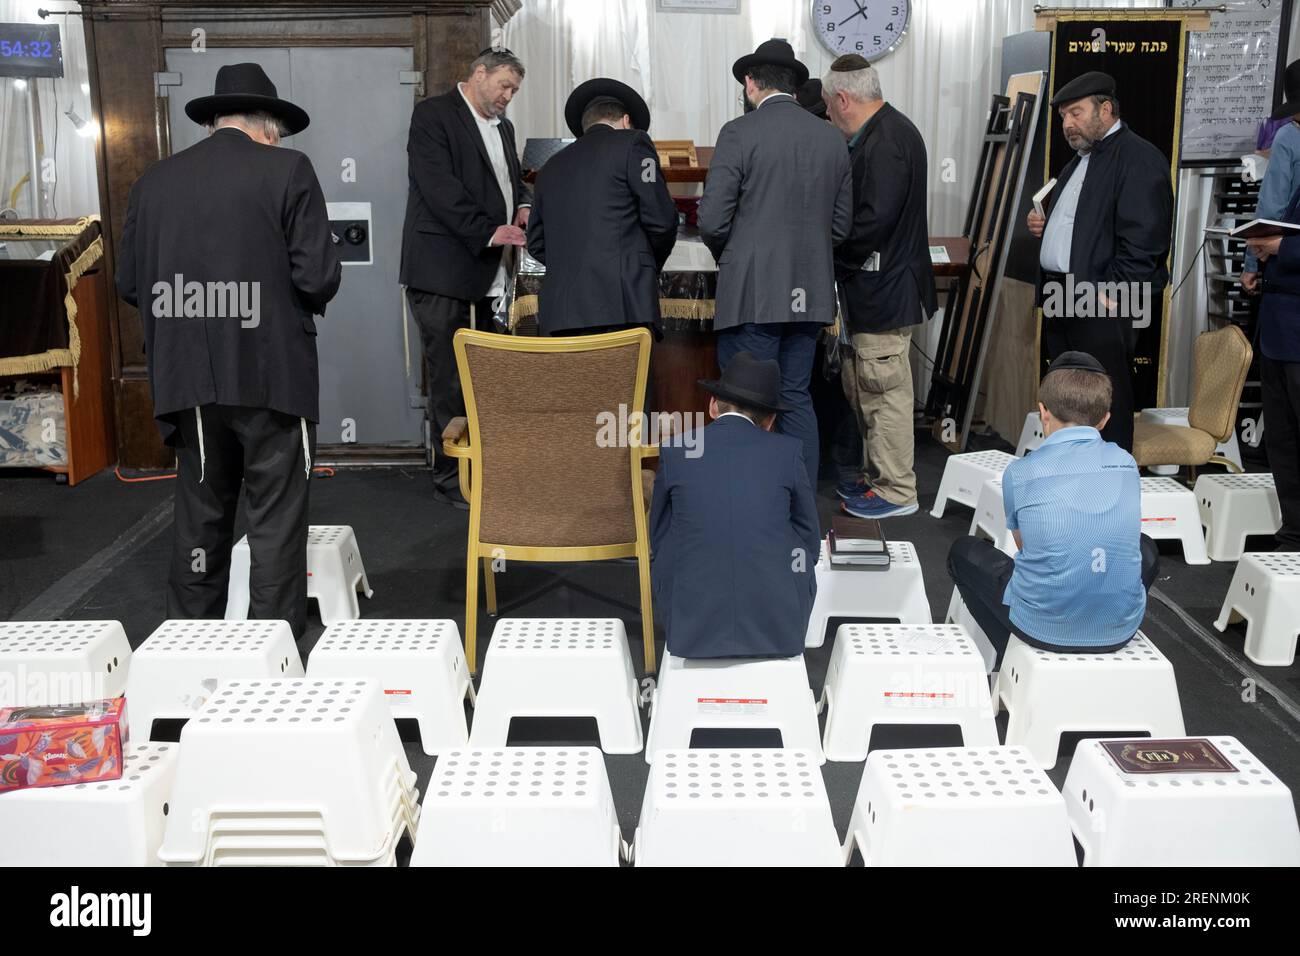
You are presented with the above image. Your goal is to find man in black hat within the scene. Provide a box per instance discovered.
[649,351,820,659]
[116,62,341,640]
[699,38,853,496]
[400,48,532,509]
[525,77,678,336]
[946,351,1159,671]
[1026,70,1174,452]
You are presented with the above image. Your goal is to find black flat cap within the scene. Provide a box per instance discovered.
[1050,71,1116,108]
[1047,350,1107,375]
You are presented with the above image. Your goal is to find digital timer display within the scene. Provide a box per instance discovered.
[0,23,63,79]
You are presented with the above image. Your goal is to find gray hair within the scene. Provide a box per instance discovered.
[822,63,883,103]
[469,49,525,79]
[211,111,289,142]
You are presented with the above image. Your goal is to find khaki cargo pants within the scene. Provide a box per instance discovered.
[841,326,917,506]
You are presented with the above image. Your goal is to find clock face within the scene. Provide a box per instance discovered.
[810,0,910,61]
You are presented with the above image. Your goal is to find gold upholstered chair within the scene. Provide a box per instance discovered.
[1132,324,1251,475]
[442,327,658,676]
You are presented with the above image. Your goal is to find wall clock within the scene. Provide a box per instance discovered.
[810,0,911,60]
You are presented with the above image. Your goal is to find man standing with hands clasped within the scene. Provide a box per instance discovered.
[400,48,532,509]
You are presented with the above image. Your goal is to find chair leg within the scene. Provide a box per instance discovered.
[465,547,480,677]
[483,555,498,616]
[636,546,656,674]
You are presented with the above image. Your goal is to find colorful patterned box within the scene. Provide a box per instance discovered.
[0,698,127,793]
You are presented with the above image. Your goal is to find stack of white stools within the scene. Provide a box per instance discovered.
[633,750,841,866]
[1214,552,1300,666]
[804,540,932,647]
[410,748,621,866]
[0,620,131,706]
[1139,476,1209,565]
[470,619,642,754]
[994,632,1185,769]
[931,449,1016,518]
[843,747,1076,866]
[0,742,178,866]
[646,651,823,762]
[1065,736,1300,866]
[125,620,303,741]
[1016,412,1045,456]
[307,619,472,755]
[819,624,997,761]
[157,678,419,866]
[1194,473,1282,562]
[1140,406,1244,476]
[970,477,1016,555]
[225,524,373,623]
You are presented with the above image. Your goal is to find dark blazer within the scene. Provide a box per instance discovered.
[1257,188,1300,362]
[116,128,341,444]
[399,86,532,300]
[649,415,820,659]
[526,125,678,335]
[698,96,853,330]
[836,103,938,334]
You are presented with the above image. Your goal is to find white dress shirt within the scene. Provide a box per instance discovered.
[1040,120,1123,274]
[458,83,515,299]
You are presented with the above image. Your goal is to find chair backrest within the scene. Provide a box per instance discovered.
[1188,324,1252,442]
[454,327,650,549]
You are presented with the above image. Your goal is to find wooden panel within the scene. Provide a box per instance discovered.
[60,266,118,485]
[117,376,174,470]
[423,6,489,96]
[980,278,1040,446]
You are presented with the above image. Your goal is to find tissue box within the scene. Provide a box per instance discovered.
[0,697,127,793]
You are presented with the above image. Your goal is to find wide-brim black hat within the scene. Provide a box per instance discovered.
[185,62,310,135]
[732,38,809,87]
[698,351,790,413]
[1274,59,1300,118]
[1050,70,1116,108]
[796,78,826,117]
[564,77,651,137]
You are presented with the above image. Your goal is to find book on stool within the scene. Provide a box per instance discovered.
[828,515,890,571]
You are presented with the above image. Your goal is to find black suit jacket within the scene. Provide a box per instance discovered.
[835,103,938,334]
[399,86,531,300]
[526,126,677,335]
[116,128,341,444]
[649,415,820,659]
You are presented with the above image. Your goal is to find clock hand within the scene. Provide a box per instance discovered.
[839,1,869,27]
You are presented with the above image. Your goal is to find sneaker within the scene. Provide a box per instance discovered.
[841,491,918,519]
[836,476,870,500]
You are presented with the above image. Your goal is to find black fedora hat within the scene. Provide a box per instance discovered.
[698,351,790,413]
[1274,60,1300,119]
[796,78,826,117]
[185,62,310,135]
[732,38,809,87]
[564,77,651,137]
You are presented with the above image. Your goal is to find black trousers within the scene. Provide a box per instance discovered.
[407,288,494,494]
[1261,354,1300,549]
[946,534,1160,670]
[1042,313,1135,451]
[169,405,315,639]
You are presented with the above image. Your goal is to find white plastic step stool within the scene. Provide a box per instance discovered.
[0,620,131,707]
[1214,552,1300,666]
[469,619,643,754]
[1016,412,1045,457]
[645,651,823,764]
[225,524,373,624]
[1140,406,1243,476]
[125,620,303,742]
[0,742,178,866]
[844,746,1076,866]
[993,632,1185,770]
[633,750,841,866]
[157,678,419,866]
[931,449,1016,518]
[307,619,472,755]
[1140,476,1210,565]
[969,477,1017,555]
[1065,736,1300,866]
[805,540,931,648]
[410,748,620,867]
[819,624,998,762]
[944,590,998,674]
[1194,473,1283,562]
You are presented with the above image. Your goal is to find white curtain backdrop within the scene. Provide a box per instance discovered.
[0,0,100,220]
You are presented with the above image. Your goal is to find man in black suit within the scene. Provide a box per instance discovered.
[399,48,532,508]
[116,63,341,639]
[526,77,677,336]
[822,54,937,521]
[649,352,820,659]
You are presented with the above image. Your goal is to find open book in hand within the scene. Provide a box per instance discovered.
[1206,219,1300,240]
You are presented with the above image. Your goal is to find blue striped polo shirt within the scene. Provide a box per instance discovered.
[1001,426,1146,646]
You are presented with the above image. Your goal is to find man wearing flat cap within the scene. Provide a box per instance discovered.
[699,38,853,497]
[1026,71,1174,451]
[116,62,341,639]
[526,77,678,336]
[649,352,820,659]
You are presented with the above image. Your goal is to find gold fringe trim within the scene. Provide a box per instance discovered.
[0,216,98,237]
[509,293,539,331]
[658,298,714,321]
[0,348,75,376]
